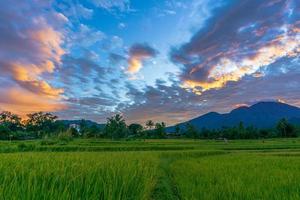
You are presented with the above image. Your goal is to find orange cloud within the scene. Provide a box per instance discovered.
[183,27,300,92]
[0,88,67,118]
[128,56,143,74]
[11,63,63,98]
[234,103,249,108]
[126,43,157,74]
[29,23,65,63]
[0,16,66,115]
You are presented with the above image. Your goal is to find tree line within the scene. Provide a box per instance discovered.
[0,111,299,140]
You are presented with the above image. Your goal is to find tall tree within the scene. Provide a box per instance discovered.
[0,111,22,132]
[185,123,198,139]
[276,118,296,137]
[25,112,57,137]
[128,123,143,136]
[146,120,154,130]
[155,122,166,138]
[105,114,128,139]
[175,124,180,135]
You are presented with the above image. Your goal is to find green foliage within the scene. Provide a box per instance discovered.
[17,143,36,151]
[40,138,57,145]
[0,111,23,139]
[184,123,198,139]
[84,125,102,138]
[58,129,74,143]
[0,110,300,141]
[154,122,166,138]
[276,118,297,137]
[0,124,11,139]
[104,114,128,140]
[174,124,180,135]
[25,112,58,137]
[128,123,143,136]
[0,111,22,131]
[146,120,154,130]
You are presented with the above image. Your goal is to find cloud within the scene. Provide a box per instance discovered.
[118,23,126,29]
[120,57,300,125]
[171,0,300,93]
[70,24,106,48]
[127,43,158,74]
[54,95,119,122]
[0,0,66,114]
[109,53,126,64]
[0,87,66,118]
[59,3,94,19]
[74,4,94,19]
[91,0,130,12]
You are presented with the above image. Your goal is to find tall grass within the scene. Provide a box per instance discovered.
[0,152,158,200]
[171,153,300,200]
[1,139,300,199]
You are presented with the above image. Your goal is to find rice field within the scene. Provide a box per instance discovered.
[1,138,300,199]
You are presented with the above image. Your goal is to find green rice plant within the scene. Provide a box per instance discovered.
[1,139,300,199]
[171,153,300,200]
[0,152,158,200]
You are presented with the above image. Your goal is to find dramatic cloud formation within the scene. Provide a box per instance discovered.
[0,0,66,114]
[127,43,158,74]
[171,0,300,93]
[122,57,300,125]
[1,0,300,124]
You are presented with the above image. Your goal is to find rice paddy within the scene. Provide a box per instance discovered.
[1,138,300,199]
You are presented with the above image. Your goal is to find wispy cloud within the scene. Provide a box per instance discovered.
[91,0,130,12]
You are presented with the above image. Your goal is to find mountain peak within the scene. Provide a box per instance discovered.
[168,101,300,131]
[250,101,296,108]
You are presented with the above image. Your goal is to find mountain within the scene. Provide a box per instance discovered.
[59,119,105,129]
[167,102,300,132]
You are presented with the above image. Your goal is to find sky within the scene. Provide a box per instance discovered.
[0,0,300,125]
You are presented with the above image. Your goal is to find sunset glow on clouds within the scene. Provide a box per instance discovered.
[127,43,157,74]
[0,0,67,116]
[182,28,300,92]
[1,0,300,124]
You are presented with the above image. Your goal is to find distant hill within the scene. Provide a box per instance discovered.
[167,102,300,132]
[59,119,105,129]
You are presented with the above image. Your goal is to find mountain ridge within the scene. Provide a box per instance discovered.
[167,102,300,132]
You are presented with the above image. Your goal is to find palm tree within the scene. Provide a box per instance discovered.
[146,120,154,130]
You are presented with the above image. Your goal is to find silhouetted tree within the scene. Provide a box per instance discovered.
[175,124,180,135]
[0,111,22,132]
[82,124,101,138]
[146,120,154,130]
[0,124,11,139]
[25,112,57,137]
[155,122,166,138]
[276,118,296,137]
[128,123,143,136]
[185,123,198,139]
[104,114,128,139]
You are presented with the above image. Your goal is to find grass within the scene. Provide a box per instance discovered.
[171,153,300,200]
[0,152,158,200]
[1,138,300,199]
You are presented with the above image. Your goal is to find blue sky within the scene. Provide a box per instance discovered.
[0,0,300,125]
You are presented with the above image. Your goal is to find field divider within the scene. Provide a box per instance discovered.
[151,150,229,200]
